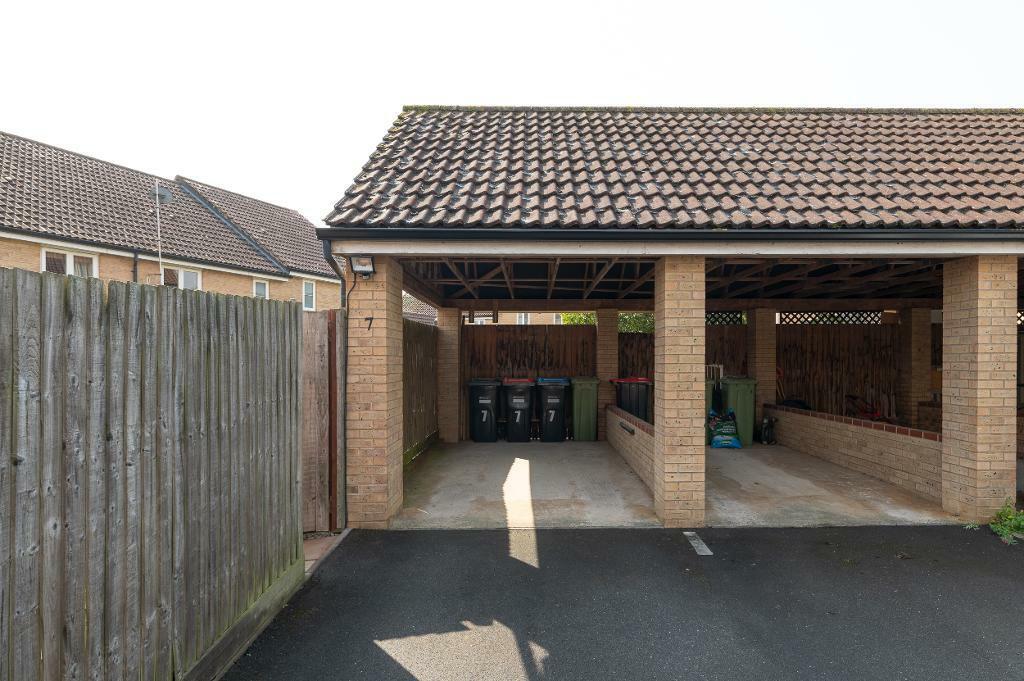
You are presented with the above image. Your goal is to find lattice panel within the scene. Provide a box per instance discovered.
[1018,310,1024,326]
[779,311,882,325]
[705,311,746,326]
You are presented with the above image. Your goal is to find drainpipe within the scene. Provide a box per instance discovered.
[322,240,348,529]
[132,250,139,282]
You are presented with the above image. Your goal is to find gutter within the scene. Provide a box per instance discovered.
[317,227,1024,242]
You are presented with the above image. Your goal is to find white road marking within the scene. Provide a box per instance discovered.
[683,531,713,556]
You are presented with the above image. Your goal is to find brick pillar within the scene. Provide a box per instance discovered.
[942,255,1017,521]
[897,308,932,428]
[653,256,706,527]
[436,307,461,443]
[746,308,777,426]
[596,308,618,440]
[345,256,404,528]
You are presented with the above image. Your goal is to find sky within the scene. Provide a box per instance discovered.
[5,0,1023,223]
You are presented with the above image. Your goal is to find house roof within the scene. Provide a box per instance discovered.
[324,106,1024,233]
[402,292,437,324]
[180,178,335,277]
[0,131,337,278]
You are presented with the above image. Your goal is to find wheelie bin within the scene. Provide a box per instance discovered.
[468,379,501,442]
[537,377,570,442]
[721,377,756,446]
[570,377,600,441]
[503,378,534,442]
[610,377,652,422]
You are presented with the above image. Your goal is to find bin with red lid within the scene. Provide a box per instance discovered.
[610,377,652,422]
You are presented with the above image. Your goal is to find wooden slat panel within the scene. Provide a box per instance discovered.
[402,319,438,460]
[301,312,330,532]
[0,268,14,681]
[38,273,65,681]
[86,277,108,681]
[12,269,41,681]
[122,283,142,681]
[138,284,158,678]
[104,282,127,681]
[153,286,173,680]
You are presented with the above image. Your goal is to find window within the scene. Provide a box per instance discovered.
[162,267,201,290]
[302,280,315,311]
[253,280,269,299]
[552,313,563,325]
[472,313,491,325]
[516,312,530,325]
[42,249,96,278]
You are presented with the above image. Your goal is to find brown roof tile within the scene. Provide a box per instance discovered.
[326,107,1024,231]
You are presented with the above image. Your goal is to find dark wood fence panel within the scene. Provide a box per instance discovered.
[777,324,899,418]
[403,319,438,462]
[619,326,748,379]
[0,267,303,681]
[462,324,596,380]
[302,312,331,532]
[618,332,652,378]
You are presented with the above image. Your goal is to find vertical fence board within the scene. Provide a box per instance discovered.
[38,274,65,681]
[86,277,108,681]
[63,276,89,680]
[155,286,173,680]
[170,289,185,679]
[0,269,14,681]
[239,298,253,607]
[301,313,329,532]
[139,284,158,679]
[122,283,142,681]
[12,269,41,681]
[104,283,126,681]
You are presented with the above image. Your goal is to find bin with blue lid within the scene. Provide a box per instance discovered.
[537,377,570,442]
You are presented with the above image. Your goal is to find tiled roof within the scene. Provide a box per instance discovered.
[180,178,336,277]
[402,292,437,324]
[0,131,337,278]
[326,107,1024,231]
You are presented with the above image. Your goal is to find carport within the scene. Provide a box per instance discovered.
[319,106,1022,530]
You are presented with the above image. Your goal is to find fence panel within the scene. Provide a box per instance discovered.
[403,319,438,462]
[301,311,331,532]
[0,267,303,681]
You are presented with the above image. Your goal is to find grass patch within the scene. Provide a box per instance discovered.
[988,500,1024,545]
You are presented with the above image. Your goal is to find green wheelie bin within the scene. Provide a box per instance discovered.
[721,377,757,447]
[570,377,600,441]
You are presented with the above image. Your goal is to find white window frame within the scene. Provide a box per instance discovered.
[40,248,98,278]
[302,280,316,311]
[516,312,529,325]
[253,279,270,299]
[162,266,203,291]
[552,313,563,325]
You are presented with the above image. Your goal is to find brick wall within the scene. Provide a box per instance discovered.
[345,257,404,528]
[606,406,654,491]
[897,308,932,427]
[766,404,943,502]
[747,308,776,424]
[942,255,1018,520]
[653,256,706,527]
[596,309,618,440]
[436,308,461,443]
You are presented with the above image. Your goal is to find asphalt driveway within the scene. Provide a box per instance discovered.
[225,527,1023,681]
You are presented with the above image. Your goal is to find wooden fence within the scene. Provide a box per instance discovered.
[403,319,438,463]
[0,268,304,681]
[619,326,748,379]
[778,323,900,417]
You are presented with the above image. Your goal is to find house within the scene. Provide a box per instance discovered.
[319,106,1024,530]
[0,131,340,308]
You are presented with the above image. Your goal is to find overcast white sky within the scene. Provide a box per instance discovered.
[5,0,1022,223]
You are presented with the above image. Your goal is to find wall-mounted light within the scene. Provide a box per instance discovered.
[350,255,375,279]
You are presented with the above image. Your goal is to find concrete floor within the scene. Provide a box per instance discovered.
[707,444,956,527]
[392,441,661,529]
[393,441,955,529]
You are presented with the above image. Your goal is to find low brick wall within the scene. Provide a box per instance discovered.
[766,404,943,503]
[606,406,654,492]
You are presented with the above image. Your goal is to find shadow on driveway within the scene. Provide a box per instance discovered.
[224,527,1023,681]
